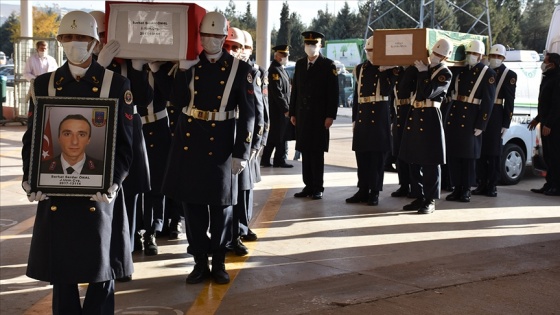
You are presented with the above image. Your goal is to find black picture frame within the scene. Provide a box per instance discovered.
[28,96,119,197]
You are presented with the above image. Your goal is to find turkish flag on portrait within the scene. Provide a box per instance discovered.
[41,110,53,161]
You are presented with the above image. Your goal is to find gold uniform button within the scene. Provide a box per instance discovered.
[221,67,226,71]
[210,137,215,141]
[464,106,468,110]
[462,115,466,118]
[194,91,198,95]
[184,146,188,151]
[359,110,362,114]
[461,124,465,128]
[371,120,375,124]
[409,117,412,121]
[371,110,375,114]
[150,144,154,148]
[171,132,175,136]
[358,120,362,123]
[50,206,57,211]
[170,109,175,114]
[217,96,222,100]
[195,76,200,80]
[149,131,154,135]
[89,207,96,212]
[450,113,454,117]
[220,81,225,85]
[420,118,424,121]
[211,123,216,127]
[407,126,411,130]
[397,124,401,127]
[186,133,191,137]
[208,152,213,156]
[447,122,451,125]
[188,118,192,123]
[420,128,424,131]
[170,121,175,126]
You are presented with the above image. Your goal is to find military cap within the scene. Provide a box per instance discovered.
[272,44,290,54]
[301,31,325,44]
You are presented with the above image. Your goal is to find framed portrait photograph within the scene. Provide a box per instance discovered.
[28,97,119,197]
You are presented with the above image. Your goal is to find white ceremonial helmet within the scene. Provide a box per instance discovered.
[89,11,106,34]
[466,40,485,55]
[432,38,453,58]
[489,44,506,57]
[226,27,244,47]
[58,10,99,41]
[200,11,228,36]
[365,36,374,50]
[242,30,253,49]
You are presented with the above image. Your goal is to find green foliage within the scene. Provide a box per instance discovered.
[520,0,556,51]
[0,13,18,57]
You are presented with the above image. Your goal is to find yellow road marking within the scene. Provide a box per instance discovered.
[186,188,287,314]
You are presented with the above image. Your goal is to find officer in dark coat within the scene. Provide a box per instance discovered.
[223,27,264,256]
[290,31,339,200]
[528,52,560,196]
[153,12,255,285]
[91,10,152,257]
[399,39,454,214]
[345,35,398,206]
[262,44,292,168]
[473,44,516,197]
[445,40,496,202]
[21,11,133,314]
[391,64,417,198]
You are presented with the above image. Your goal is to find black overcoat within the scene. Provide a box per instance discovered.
[22,60,134,283]
[392,66,417,156]
[267,59,291,145]
[445,63,496,159]
[289,54,338,152]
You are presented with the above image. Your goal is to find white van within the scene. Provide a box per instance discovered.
[499,51,541,184]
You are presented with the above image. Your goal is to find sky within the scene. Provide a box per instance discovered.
[2,0,363,30]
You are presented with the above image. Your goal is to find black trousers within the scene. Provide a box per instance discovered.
[182,203,232,256]
[262,141,288,166]
[476,154,501,186]
[355,150,387,192]
[143,191,165,234]
[409,164,441,200]
[396,157,411,188]
[301,150,325,193]
[543,131,560,188]
[448,156,476,188]
[52,281,114,315]
[123,191,139,250]
[232,189,253,242]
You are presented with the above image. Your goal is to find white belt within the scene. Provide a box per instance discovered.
[133,105,138,114]
[141,109,168,124]
[413,100,441,108]
[182,107,238,121]
[358,95,389,104]
[454,95,482,105]
[494,99,504,105]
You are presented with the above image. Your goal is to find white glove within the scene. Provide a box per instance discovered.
[22,181,48,202]
[474,128,483,136]
[501,127,508,138]
[90,183,119,204]
[131,59,147,71]
[97,40,120,68]
[249,149,258,162]
[148,61,166,73]
[414,60,428,72]
[179,57,200,70]
[232,158,248,175]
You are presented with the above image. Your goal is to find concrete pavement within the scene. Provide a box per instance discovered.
[1,116,559,314]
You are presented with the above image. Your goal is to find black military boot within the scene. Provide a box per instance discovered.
[403,197,425,211]
[143,233,158,256]
[211,252,230,284]
[486,185,497,197]
[186,254,210,284]
[168,218,183,240]
[445,187,462,201]
[345,189,368,203]
[472,182,487,195]
[460,188,471,202]
[390,185,409,197]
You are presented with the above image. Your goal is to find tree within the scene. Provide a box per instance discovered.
[222,0,240,27]
[310,6,335,40]
[491,0,522,49]
[276,2,291,46]
[0,13,18,57]
[520,0,555,51]
[8,6,60,38]
[239,2,256,30]
[289,12,306,61]
[331,2,359,39]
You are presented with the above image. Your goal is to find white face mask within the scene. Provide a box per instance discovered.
[489,58,502,69]
[241,48,252,62]
[466,54,479,67]
[366,51,374,63]
[201,36,224,55]
[62,41,95,65]
[541,62,550,72]
[429,53,441,66]
[305,44,319,57]
[38,51,46,58]
[280,57,288,66]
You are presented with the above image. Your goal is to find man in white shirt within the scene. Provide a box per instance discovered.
[23,41,58,81]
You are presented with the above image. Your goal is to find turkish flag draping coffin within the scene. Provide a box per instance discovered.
[105,1,207,61]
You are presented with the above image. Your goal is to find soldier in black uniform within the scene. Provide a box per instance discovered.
[290,31,339,200]
[473,44,516,197]
[21,11,133,314]
[392,63,417,198]
[262,44,293,168]
[399,39,454,214]
[90,11,153,259]
[528,52,560,196]
[153,12,255,285]
[223,27,265,256]
[445,40,496,202]
[345,36,398,206]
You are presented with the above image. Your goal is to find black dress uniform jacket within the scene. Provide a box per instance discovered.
[481,64,516,156]
[445,63,496,159]
[156,50,255,206]
[22,61,134,283]
[393,66,417,156]
[400,63,452,165]
[107,59,151,194]
[351,62,396,152]
[289,54,338,152]
[267,59,291,145]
